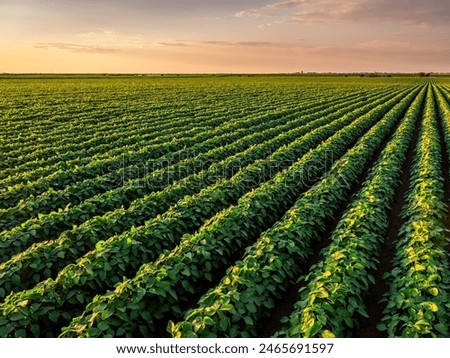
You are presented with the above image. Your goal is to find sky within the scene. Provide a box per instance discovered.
[1,0,450,73]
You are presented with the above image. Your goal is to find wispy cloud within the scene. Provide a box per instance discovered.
[236,0,450,27]
[35,42,121,54]
[156,40,281,48]
[75,29,147,47]
[288,1,359,24]
[358,40,411,49]
[311,42,450,62]
[35,37,282,55]
[350,0,450,27]
[235,0,310,18]
[34,30,148,54]
[156,41,193,47]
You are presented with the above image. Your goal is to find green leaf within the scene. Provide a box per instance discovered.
[349,297,358,309]
[243,316,253,325]
[9,312,24,322]
[357,306,369,318]
[30,324,40,337]
[219,318,228,331]
[48,311,60,323]
[98,321,110,332]
[87,327,100,337]
[246,302,257,314]
[101,310,114,321]
[0,325,11,337]
[435,323,448,336]
[322,302,334,313]
[15,329,26,338]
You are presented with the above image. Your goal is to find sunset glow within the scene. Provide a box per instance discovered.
[1,0,449,73]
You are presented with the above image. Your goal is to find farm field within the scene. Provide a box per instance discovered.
[0,75,449,338]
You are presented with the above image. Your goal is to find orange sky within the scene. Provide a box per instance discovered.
[1,1,450,73]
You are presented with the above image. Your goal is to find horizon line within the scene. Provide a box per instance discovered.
[1,71,448,75]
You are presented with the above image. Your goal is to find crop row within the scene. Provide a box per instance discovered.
[169,86,423,338]
[435,85,450,165]
[1,88,356,186]
[2,105,213,166]
[274,86,426,338]
[0,93,301,180]
[0,88,414,338]
[0,106,301,225]
[56,86,412,338]
[1,104,233,180]
[0,99,309,208]
[0,86,389,205]
[1,80,358,169]
[0,102,340,271]
[0,79,307,138]
[0,87,401,258]
[378,85,450,337]
[1,98,145,147]
[1,81,266,151]
[0,86,404,302]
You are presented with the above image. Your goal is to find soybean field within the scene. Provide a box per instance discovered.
[0,75,449,338]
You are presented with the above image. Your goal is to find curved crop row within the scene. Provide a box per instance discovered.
[0,87,394,214]
[57,87,411,338]
[434,85,450,164]
[1,81,268,158]
[0,93,299,182]
[0,107,300,227]
[169,86,423,338]
[0,87,394,299]
[0,89,412,336]
[0,104,233,184]
[378,86,450,337]
[274,87,426,338]
[0,100,306,210]
[0,87,399,258]
[0,105,328,264]
[0,79,319,149]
